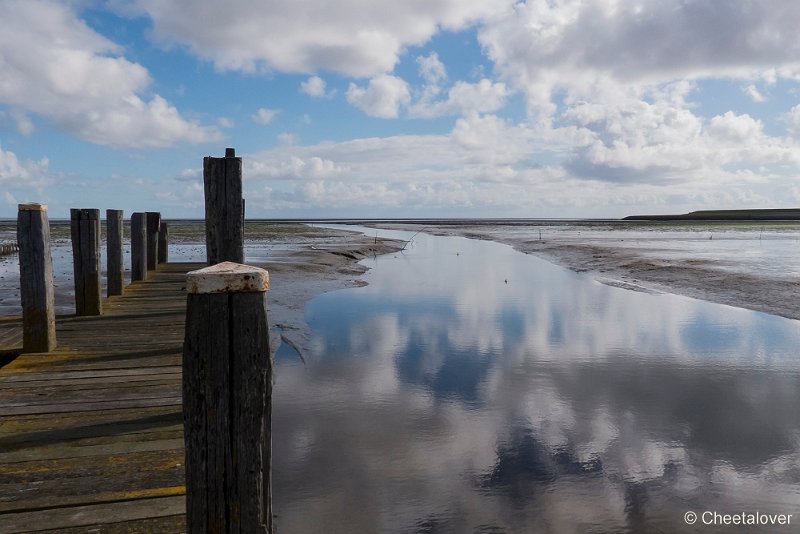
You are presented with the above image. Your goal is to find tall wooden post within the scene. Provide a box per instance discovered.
[204,147,244,265]
[158,221,169,264]
[146,212,161,271]
[106,209,124,297]
[183,262,271,533]
[131,212,147,282]
[17,203,56,353]
[70,208,101,316]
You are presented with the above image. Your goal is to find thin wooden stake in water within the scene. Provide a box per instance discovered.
[131,212,147,282]
[204,147,244,265]
[17,203,56,353]
[106,209,124,297]
[70,208,101,316]
[183,262,272,533]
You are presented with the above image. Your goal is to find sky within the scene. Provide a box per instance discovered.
[2,0,800,219]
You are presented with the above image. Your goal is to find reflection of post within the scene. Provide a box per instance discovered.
[183,262,271,533]
[204,147,244,265]
[146,211,161,271]
[107,209,124,297]
[158,221,169,264]
[70,208,102,316]
[131,212,147,282]
[17,203,56,353]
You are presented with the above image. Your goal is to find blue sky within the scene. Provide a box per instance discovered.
[2,0,800,219]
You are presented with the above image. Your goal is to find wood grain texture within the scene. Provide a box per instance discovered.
[203,152,244,265]
[158,222,169,264]
[145,212,161,271]
[16,206,56,353]
[106,209,124,297]
[0,262,201,533]
[183,290,271,533]
[130,213,147,282]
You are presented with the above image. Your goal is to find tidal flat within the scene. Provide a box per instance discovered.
[368,220,800,320]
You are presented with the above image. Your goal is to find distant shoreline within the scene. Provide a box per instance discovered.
[624,208,800,221]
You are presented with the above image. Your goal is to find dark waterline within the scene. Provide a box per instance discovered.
[271,227,800,533]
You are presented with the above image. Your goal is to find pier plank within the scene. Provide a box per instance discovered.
[0,262,200,533]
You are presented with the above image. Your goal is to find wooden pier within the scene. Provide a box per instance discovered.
[0,262,199,533]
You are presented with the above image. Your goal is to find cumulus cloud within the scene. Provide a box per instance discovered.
[252,108,280,124]
[0,145,52,190]
[300,76,328,98]
[410,79,509,118]
[0,0,220,148]
[115,0,512,77]
[417,52,447,85]
[346,75,411,118]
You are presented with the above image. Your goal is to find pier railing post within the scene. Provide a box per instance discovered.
[17,204,56,353]
[70,208,101,316]
[158,221,169,264]
[204,147,244,265]
[106,209,124,297]
[131,212,147,282]
[183,262,272,533]
[146,211,161,271]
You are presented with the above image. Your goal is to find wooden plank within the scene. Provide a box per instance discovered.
[0,495,185,532]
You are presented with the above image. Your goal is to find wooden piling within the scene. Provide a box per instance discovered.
[183,262,271,533]
[204,147,244,265]
[158,221,169,264]
[146,212,161,271]
[131,212,147,282]
[17,203,56,353]
[70,208,102,316]
[106,209,124,297]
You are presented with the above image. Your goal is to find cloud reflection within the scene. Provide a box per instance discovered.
[272,232,800,533]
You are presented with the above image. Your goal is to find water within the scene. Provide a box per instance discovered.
[272,228,800,533]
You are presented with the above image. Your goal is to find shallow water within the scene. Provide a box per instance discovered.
[272,228,800,533]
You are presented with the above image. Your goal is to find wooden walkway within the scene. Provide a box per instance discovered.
[0,262,200,533]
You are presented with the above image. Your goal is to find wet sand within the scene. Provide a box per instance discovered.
[368,222,800,321]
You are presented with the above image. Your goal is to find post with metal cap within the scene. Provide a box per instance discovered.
[146,211,161,271]
[70,208,102,316]
[158,221,169,264]
[204,147,244,265]
[183,262,272,533]
[17,203,56,353]
[106,209,124,297]
[131,212,147,282]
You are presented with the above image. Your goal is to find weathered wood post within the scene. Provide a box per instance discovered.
[131,212,147,282]
[204,147,244,265]
[183,262,272,533]
[70,208,101,316]
[146,211,161,271]
[158,221,169,264]
[17,204,56,353]
[106,209,124,297]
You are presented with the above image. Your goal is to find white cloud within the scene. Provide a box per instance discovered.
[217,117,235,128]
[743,84,766,103]
[410,79,509,118]
[252,108,279,124]
[346,75,411,118]
[116,0,512,77]
[0,145,52,190]
[300,76,328,98]
[417,52,447,85]
[0,0,220,148]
